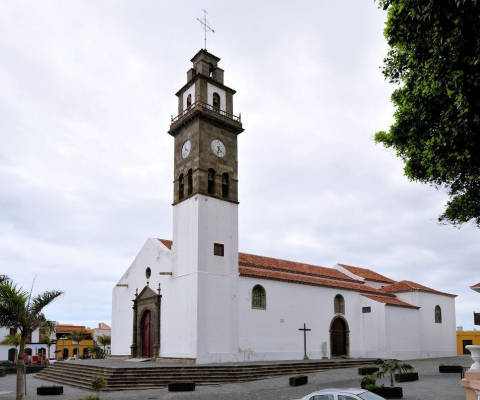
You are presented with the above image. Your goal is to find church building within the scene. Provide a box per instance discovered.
[111,50,456,363]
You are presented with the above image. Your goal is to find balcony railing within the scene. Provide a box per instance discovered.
[171,100,241,124]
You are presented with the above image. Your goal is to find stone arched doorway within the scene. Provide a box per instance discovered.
[131,284,162,359]
[141,310,154,358]
[330,316,350,357]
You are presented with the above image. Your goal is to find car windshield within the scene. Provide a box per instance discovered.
[358,391,387,400]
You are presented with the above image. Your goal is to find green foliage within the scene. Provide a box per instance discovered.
[90,375,107,393]
[0,279,63,400]
[366,383,385,390]
[96,334,111,353]
[375,0,480,227]
[78,396,101,400]
[88,343,102,358]
[373,358,414,388]
[1,333,21,347]
[361,374,377,385]
[69,329,86,345]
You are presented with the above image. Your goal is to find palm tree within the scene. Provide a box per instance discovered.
[40,334,56,361]
[68,329,86,359]
[373,358,414,388]
[1,333,21,360]
[97,334,111,355]
[0,279,63,400]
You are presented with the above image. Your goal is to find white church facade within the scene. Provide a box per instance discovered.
[111,50,456,363]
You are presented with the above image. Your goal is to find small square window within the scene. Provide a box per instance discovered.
[214,243,224,257]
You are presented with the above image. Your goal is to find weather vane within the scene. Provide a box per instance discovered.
[197,9,215,50]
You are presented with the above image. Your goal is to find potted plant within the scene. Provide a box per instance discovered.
[358,366,379,375]
[439,364,463,373]
[168,381,195,392]
[289,375,308,386]
[37,385,63,395]
[370,358,414,399]
[360,374,376,389]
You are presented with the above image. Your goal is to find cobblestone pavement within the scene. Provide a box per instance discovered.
[0,355,473,400]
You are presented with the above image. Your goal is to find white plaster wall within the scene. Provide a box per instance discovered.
[238,277,365,361]
[182,84,195,110]
[394,291,456,357]
[385,306,421,359]
[111,238,173,356]
[359,298,386,358]
[207,83,226,112]
[170,194,239,363]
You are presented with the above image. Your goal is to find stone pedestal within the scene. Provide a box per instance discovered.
[461,345,480,400]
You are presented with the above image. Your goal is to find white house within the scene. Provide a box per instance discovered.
[111,49,457,364]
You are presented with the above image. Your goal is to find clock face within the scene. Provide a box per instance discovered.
[181,140,191,158]
[211,139,226,158]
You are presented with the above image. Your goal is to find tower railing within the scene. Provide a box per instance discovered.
[171,100,241,124]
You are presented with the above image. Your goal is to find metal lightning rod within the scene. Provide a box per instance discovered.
[197,9,215,50]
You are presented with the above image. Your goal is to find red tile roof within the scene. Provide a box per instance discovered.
[471,282,480,289]
[159,239,173,249]
[156,239,449,299]
[239,266,395,296]
[361,294,420,309]
[381,280,456,298]
[338,264,396,284]
[239,253,356,282]
[158,239,356,283]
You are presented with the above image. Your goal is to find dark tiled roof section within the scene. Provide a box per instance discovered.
[338,263,396,284]
[239,267,396,296]
[472,282,480,288]
[158,239,173,250]
[239,253,357,283]
[361,294,420,309]
[381,280,456,298]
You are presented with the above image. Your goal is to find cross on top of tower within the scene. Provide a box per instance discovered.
[197,9,215,50]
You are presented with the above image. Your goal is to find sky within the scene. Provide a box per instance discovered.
[1,0,479,332]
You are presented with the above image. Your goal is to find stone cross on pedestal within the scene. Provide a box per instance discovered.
[299,323,311,360]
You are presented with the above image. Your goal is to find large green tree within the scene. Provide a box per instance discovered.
[0,280,63,400]
[375,0,480,227]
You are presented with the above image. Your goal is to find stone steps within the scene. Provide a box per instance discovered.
[35,359,372,391]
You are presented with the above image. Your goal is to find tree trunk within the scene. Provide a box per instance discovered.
[16,335,25,400]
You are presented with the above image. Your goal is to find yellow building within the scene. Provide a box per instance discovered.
[55,324,95,360]
[457,330,480,355]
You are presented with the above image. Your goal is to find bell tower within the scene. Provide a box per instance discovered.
[164,50,243,363]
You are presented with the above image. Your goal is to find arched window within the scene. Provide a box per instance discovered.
[179,173,184,199]
[252,285,266,309]
[188,169,193,195]
[435,305,442,323]
[24,348,32,356]
[208,168,215,195]
[222,173,229,198]
[186,93,192,108]
[213,92,220,109]
[334,294,345,314]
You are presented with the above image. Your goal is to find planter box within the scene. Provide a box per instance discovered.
[358,367,379,375]
[289,375,308,386]
[168,382,195,392]
[439,365,463,373]
[395,372,418,382]
[37,386,63,396]
[369,387,403,399]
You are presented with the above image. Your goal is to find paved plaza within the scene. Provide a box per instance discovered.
[0,355,473,400]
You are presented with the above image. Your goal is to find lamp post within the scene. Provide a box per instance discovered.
[60,336,67,361]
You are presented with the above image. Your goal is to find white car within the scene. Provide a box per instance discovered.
[294,388,387,400]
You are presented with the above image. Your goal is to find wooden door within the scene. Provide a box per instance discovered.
[331,318,347,357]
[142,310,153,358]
[8,348,16,362]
